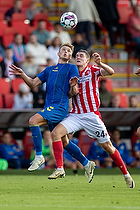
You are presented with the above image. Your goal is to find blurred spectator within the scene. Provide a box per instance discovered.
[127,4,140,58]
[93,0,119,51]
[5,0,22,26]
[109,93,121,108]
[68,0,101,49]
[0,131,31,169]
[47,36,61,64]
[33,19,51,46]
[31,85,45,108]
[12,83,33,110]
[0,159,8,170]
[46,58,55,66]
[21,52,38,78]
[26,1,39,26]
[49,22,72,44]
[26,33,48,65]
[111,129,136,167]
[86,140,113,168]
[63,134,83,175]
[0,47,18,79]
[99,79,112,107]
[31,128,56,168]
[128,95,139,108]
[133,138,140,168]
[72,33,87,58]
[9,33,26,66]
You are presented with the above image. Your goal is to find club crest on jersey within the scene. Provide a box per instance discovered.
[52,67,58,72]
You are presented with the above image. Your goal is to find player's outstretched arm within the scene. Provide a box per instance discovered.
[135,68,140,77]
[92,52,114,76]
[68,76,79,98]
[9,64,42,88]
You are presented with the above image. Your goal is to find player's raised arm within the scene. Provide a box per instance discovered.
[135,68,140,77]
[9,64,42,88]
[92,52,114,76]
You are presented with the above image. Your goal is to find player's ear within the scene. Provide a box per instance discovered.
[57,52,60,56]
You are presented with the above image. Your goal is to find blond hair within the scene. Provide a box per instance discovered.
[59,43,74,53]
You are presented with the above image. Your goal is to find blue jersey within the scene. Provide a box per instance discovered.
[37,63,79,127]
[113,142,135,165]
[133,139,140,152]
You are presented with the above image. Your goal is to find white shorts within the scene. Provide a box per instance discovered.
[60,112,110,144]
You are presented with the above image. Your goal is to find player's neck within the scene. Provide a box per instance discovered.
[58,58,69,64]
[78,64,87,72]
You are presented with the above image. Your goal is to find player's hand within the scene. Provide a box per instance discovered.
[92,52,101,65]
[69,76,78,87]
[135,68,140,77]
[9,64,24,76]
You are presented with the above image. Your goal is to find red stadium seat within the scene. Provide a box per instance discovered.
[0,94,4,108]
[22,130,34,159]
[119,93,128,108]
[2,26,17,47]
[11,78,24,93]
[78,130,95,156]
[33,13,54,31]
[0,78,11,94]
[3,93,15,108]
[11,13,26,21]
[12,21,29,37]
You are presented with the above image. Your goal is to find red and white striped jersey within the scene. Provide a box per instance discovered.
[71,64,103,115]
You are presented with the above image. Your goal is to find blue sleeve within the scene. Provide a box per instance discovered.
[69,64,79,79]
[37,67,48,83]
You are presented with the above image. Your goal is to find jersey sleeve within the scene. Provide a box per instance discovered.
[69,64,79,79]
[37,67,48,83]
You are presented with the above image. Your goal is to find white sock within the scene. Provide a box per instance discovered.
[57,167,64,171]
[35,155,43,159]
[124,172,130,178]
[84,161,90,170]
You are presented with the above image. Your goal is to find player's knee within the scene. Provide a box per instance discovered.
[51,129,60,141]
[29,116,37,126]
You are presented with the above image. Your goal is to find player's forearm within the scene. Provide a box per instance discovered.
[20,72,35,88]
[68,85,79,98]
[100,62,114,76]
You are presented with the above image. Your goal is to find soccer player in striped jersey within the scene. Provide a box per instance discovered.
[9,43,79,172]
[49,50,135,188]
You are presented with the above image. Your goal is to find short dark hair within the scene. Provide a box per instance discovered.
[77,49,90,59]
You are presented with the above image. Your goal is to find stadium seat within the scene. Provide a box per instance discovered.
[0,78,11,94]
[22,130,34,159]
[12,21,30,37]
[3,93,15,108]
[2,26,17,47]
[78,130,95,156]
[33,13,54,31]
[11,13,26,21]
[0,20,7,37]
[11,78,24,93]
[0,0,14,8]
[0,94,4,108]
[119,93,128,108]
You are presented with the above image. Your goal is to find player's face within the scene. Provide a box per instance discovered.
[58,46,72,61]
[75,52,89,67]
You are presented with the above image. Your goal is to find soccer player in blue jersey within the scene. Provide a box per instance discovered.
[9,43,79,172]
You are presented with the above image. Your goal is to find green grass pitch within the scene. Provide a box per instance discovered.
[0,168,140,210]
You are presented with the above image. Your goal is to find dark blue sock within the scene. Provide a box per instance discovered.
[30,125,42,155]
[64,141,88,166]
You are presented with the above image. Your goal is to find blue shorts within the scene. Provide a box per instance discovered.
[38,106,68,132]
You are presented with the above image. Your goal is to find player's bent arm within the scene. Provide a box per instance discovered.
[135,68,140,77]
[100,62,115,76]
[21,74,42,89]
[68,83,79,98]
